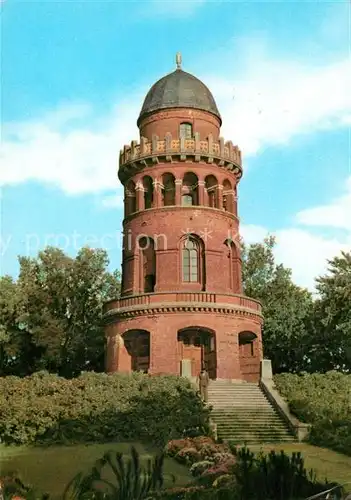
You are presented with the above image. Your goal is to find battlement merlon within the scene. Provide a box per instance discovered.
[118,133,243,183]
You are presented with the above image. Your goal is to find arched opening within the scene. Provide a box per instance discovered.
[205,175,218,208]
[125,180,136,216]
[139,236,156,292]
[181,235,205,289]
[162,173,175,206]
[180,122,193,139]
[143,176,154,209]
[123,330,150,373]
[238,331,259,382]
[223,179,234,213]
[182,172,198,206]
[177,327,216,379]
[225,238,240,292]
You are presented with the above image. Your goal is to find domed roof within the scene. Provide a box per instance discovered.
[137,57,221,125]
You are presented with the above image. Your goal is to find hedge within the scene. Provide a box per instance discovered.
[274,371,351,456]
[0,371,210,447]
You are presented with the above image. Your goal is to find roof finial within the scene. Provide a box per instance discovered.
[176,52,182,69]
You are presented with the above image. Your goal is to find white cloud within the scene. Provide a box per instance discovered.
[273,228,350,291]
[241,179,351,291]
[240,224,269,244]
[241,223,350,291]
[296,176,351,231]
[1,100,140,195]
[206,57,351,155]
[1,51,350,195]
[101,193,124,209]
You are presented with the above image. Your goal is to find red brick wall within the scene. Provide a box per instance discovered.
[106,311,262,381]
[139,108,220,141]
[121,205,240,296]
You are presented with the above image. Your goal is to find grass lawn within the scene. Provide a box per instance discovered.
[1,441,350,498]
[250,443,351,488]
[0,442,192,499]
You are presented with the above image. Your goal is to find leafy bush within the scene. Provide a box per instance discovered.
[174,448,201,466]
[229,446,339,500]
[0,371,210,447]
[165,436,229,466]
[189,460,213,477]
[274,371,351,456]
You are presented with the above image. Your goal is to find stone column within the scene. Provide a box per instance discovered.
[153,179,162,208]
[136,182,144,211]
[216,185,223,209]
[198,180,205,206]
[106,332,131,373]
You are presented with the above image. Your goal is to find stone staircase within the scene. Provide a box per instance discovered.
[208,380,296,444]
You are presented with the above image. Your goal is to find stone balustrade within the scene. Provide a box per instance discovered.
[104,291,262,317]
[118,133,242,182]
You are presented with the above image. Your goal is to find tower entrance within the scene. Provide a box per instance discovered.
[177,328,216,379]
[238,331,259,382]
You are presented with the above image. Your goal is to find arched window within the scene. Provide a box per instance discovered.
[225,238,241,292]
[205,175,218,208]
[143,176,153,209]
[182,172,198,206]
[180,122,193,139]
[182,238,198,282]
[162,173,175,206]
[223,179,234,213]
[125,180,136,216]
[139,236,156,292]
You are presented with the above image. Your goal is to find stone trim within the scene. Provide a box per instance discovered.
[119,134,242,183]
[259,360,310,442]
[103,302,263,322]
[122,204,239,224]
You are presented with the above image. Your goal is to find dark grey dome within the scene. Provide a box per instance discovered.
[137,69,221,125]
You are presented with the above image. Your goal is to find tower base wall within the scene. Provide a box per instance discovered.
[105,303,262,382]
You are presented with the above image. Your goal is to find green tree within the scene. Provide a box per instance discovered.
[1,275,46,376]
[310,251,351,372]
[0,247,121,377]
[242,236,314,373]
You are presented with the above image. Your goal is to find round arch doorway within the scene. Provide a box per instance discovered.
[177,327,216,379]
[123,329,150,373]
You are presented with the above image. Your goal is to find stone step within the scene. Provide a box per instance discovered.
[208,382,296,443]
[217,430,294,437]
[215,424,291,432]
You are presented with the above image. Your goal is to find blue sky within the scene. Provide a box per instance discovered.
[1,0,350,290]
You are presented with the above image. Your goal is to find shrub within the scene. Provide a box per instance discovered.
[231,446,339,500]
[0,371,210,447]
[189,460,214,477]
[164,439,194,457]
[275,371,351,456]
[198,443,225,460]
[175,447,201,465]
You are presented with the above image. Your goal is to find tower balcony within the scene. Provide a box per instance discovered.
[103,291,262,321]
[118,133,242,183]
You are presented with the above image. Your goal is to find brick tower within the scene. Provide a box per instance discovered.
[104,54,263,382]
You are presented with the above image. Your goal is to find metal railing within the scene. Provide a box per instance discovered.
[305,483,351,499]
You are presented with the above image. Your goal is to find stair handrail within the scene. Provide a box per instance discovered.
[305,482,351,499]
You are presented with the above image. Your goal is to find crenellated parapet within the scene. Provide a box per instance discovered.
[118,132,242,183]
